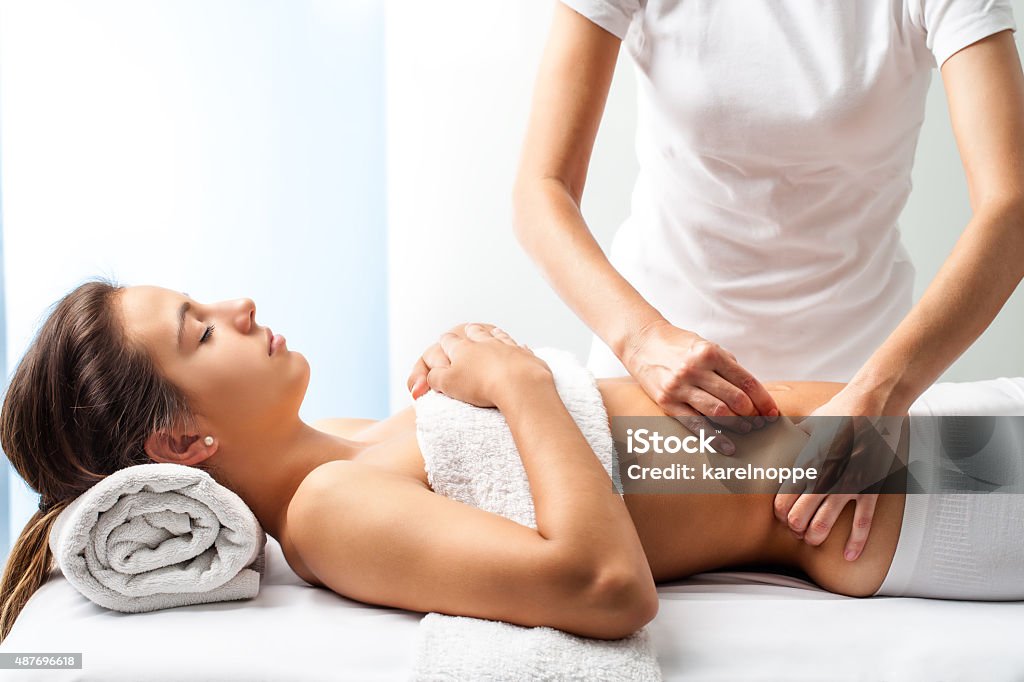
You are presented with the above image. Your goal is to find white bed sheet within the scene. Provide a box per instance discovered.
[4,535,1022,681]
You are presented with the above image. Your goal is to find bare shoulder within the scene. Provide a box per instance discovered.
[279,460,372,587]
[282,460,428,593]
[312,404,417,444]
[286,459,390,535]
[312,417,379,439]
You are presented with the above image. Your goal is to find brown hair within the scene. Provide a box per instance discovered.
[0,278,199,642]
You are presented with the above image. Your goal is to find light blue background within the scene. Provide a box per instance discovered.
[0,123,8,560]
[0,1,387,565]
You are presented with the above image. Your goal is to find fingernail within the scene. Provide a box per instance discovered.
[739,421,752,433]
[753,416,765,429]
[844,550,857,561]
[720,440,735,455]
[768,408,779,421]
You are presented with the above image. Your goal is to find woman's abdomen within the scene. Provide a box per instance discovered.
[600,379,904,594]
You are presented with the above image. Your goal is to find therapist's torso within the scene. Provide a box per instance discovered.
[565,0,1016,382]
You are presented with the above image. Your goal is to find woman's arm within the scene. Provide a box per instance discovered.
[288,356,657,639]
[846,29,1024,412]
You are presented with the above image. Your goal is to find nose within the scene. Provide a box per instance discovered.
[230,298,256,333]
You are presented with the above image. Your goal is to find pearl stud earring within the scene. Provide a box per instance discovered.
[203,436,214,447]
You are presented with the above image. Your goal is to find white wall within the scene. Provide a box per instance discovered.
[0,0,387,555]
[386,0,1024,412]
[385,0,639,412]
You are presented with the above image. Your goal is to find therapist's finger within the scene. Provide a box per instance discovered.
[716,360,779,422]
[802,495,849,546]
[664,407,736,456]
[699,374,763,429]
[681,385,754,434]
[843,494,878,561]
[773,492,801,525]
[783,493,828,535]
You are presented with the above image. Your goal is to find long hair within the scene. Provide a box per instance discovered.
[0,278,199,642]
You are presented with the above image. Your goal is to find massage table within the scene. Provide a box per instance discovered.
[6,376,1024,679]
[3,533,1023,681]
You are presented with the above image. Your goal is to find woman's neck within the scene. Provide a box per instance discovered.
[212,420,368,539]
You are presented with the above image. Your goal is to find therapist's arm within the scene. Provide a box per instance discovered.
[512,4,653,368]
[775,29,1024,561]
[847,29,1024,412]
[512,4,778,442]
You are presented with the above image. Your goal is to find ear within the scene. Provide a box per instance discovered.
[144,427,218,465]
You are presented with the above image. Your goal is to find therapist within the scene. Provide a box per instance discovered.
[512,0,1024,560]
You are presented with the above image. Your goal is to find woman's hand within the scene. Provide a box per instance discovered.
[406,323,549,408]
[407,323,526,399]
[622,319,780,455]
[773,386,908,561]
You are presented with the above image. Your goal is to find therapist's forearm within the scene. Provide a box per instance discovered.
[849,200,1024,411]
[512,177,665,362]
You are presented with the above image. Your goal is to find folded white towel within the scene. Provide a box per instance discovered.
[48,462,267,613]
[415,613,659,682]
[412,347,662,681]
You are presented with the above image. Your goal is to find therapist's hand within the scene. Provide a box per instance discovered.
[773,386,908,561]
[622,319,780,456]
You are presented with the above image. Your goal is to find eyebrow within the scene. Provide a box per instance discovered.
[176,292,191,349]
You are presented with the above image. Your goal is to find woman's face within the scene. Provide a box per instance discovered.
[117,285,310,433]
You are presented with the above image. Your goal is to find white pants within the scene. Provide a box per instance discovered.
[873,377,1024,600]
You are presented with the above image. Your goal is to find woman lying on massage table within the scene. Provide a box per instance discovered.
[1,282,1020,642]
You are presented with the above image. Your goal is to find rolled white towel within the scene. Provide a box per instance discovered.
[47,462,267,613]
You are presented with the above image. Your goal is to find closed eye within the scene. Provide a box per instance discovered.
[200,324,216,344]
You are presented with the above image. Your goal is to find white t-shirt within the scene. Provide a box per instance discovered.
[561,0,1017,382]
